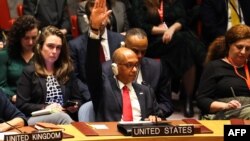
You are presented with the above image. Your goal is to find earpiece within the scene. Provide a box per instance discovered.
[111,63,118,75]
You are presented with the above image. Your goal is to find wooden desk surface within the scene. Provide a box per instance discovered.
[60,120,231,141]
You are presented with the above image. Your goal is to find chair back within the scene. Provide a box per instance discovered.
[0,0,15,30]
[71,15,80,38]
[17,3,23,17]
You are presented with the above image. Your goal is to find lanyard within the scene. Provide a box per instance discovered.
[228,57,250,89]
[157,0,164,22]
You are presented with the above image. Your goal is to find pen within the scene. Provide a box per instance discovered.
[230,87,237,98]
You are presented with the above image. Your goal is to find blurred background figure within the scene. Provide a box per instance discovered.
[129,0,206,117]
[200,0,250,46]
[0,15,40,103]
[23,0,72,39]
[77,0,129,34]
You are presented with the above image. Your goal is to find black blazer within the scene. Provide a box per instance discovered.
[16,65,90,117]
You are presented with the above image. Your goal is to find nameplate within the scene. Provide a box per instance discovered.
[132,125,194,137]
[4,131,62,141]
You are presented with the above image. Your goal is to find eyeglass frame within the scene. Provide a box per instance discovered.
[118,62,139,70]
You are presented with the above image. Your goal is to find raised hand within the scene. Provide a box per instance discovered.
[90,0,112,30]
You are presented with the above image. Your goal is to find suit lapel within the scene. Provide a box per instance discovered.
[38,77,47,101]
[109,76,122,109]
[133,83,146,118]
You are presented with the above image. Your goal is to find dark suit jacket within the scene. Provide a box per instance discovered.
[77,0,129,34]
[201,0,250,45]
[0,90,27,124]
[23,0,71,31]
[92,70,162,121]
[16,65,90,117]
[102,58,173,118]
[69,31,124,85]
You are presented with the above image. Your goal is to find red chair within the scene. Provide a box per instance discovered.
[17,3,23,17]
[0,0,15,30]
[70,15,80,38]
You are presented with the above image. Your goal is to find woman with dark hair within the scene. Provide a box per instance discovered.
[197,24,250,119]
[16,26,90,125]
[130,0,206,117]
[0,15,40,103]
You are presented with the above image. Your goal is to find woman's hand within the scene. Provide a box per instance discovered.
[162,28,174,44]
[224,100,241,110]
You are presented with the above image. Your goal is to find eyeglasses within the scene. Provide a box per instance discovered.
[118,63,139,69]
[234,44,250,52]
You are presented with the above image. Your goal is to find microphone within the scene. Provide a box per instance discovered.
[230,87,237,99]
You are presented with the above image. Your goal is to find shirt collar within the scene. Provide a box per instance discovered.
[117,79,133,91]
[101,28,108,40]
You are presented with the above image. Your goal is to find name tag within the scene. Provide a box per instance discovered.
[4,131,62,141]
[132,126,194,137]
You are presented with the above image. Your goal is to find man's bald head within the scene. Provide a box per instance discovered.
[112,47,138,84]
[112,47,137,64]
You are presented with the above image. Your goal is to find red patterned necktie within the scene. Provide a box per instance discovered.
[122,85,133,121]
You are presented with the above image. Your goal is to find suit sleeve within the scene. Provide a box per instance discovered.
[156,62,174,117]
[0,91,27,124]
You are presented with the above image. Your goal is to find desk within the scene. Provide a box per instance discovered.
[60,120,231,141]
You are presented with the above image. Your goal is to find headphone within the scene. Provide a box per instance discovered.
[111,63,118,75]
